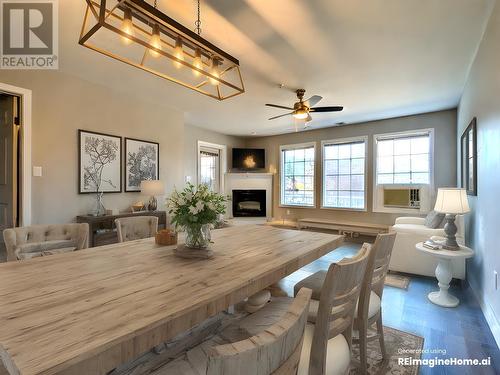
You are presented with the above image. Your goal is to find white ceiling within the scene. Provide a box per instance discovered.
[61,0,494,136]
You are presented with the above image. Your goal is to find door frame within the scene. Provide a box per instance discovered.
[0,82,32,226]
[197,140,227,194]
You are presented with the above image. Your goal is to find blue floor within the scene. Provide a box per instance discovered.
[280,243,500,375]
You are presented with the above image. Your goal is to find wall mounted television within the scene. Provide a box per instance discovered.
[232,148,266,170]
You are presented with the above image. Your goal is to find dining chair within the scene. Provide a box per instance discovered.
[352,232,396,373]
[115,216,158,243]
[293,233,397,374]
[150,288,313,375]
[3,223,89,261]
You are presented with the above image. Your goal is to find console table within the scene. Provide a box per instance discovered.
[77,211,167,247]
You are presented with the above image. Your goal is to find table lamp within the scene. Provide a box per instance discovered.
[434,188,470,250]
[140,180,165,211]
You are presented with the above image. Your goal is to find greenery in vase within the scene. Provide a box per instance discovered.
[167,183,228,247]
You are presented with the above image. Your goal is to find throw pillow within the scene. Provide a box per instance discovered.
[425,210,445,228]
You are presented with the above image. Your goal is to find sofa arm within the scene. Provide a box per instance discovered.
[394,217,426,225]
[77,223,89,249]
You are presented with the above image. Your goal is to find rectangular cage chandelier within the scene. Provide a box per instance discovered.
[79,0,245,100]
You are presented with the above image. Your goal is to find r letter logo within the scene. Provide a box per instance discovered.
[1,0,58,69]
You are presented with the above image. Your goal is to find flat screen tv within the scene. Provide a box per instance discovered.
[232,148,265,170]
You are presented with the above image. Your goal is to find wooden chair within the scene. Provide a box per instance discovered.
[149,288,313,375]
[115,216,158,243]
[353,232,397,373]
[300,244,371,375]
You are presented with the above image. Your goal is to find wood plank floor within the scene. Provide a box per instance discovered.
[279,242,500,375]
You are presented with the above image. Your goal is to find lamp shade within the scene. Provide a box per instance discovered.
[140,180,164,196]
[434,188,470,214]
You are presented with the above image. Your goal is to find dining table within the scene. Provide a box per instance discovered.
[0,225,343,375]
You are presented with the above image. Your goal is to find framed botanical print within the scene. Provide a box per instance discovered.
[461,118,477,196]
[124,138,160,192]
[79,130,122,193]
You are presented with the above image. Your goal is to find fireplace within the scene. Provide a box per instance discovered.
[232,190,266,217]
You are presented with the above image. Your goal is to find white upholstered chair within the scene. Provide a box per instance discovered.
[115,216,158,243]
[2,223,89,261]
[390,215,465,278]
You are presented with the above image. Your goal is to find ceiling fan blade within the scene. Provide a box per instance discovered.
[305,95,322,107]
[265,104,294,110]
[268,112,293,120]
[310,106,344,112]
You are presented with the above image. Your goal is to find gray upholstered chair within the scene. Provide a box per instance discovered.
[115,216,158,243]
[3,223,89,262]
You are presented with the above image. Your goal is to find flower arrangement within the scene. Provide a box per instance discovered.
[167,183,228,248]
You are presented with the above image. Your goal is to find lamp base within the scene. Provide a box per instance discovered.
[147,196,157,211]
[443,214,459,250]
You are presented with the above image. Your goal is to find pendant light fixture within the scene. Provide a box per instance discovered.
[79,0,244,100]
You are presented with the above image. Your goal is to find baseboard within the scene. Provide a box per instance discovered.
[468,281,500,349]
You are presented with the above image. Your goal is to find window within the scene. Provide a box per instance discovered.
[375,132,431,185]
[199,147,220,192]
[280,143,315,207]
[322,138,367,210]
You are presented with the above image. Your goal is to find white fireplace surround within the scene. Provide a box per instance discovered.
[225,173,273,219]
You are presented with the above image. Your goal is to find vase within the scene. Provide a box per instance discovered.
[184,224,212,249]
[93,192,106,216]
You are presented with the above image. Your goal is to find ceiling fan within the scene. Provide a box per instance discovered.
[266,89,343,123]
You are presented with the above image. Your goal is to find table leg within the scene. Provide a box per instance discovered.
[428,258,459,307]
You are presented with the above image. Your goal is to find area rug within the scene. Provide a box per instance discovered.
[350,326,424,375]
[385,273,410,290]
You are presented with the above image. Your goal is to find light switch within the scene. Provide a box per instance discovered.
[33,166,42,177]
[185,175,192,183]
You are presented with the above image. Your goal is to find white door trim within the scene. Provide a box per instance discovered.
[197,140,227,193]
[0,82,32,226]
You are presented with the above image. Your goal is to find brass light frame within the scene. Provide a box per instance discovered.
[79,0,245,100]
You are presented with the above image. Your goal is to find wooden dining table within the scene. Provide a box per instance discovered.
[0,225,343,375]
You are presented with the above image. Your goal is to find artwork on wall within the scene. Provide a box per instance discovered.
[79,130,122,194]
[461,117,477,196]
[125,138,160,192]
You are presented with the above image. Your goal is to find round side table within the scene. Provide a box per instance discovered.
[415,243,474,307]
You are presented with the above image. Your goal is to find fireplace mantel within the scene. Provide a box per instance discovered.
[224,172,273,219]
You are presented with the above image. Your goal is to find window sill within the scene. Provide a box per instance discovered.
[279,204,316,209]
[320,206,367,212]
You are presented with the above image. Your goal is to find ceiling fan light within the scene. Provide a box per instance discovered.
[293,110,308,120]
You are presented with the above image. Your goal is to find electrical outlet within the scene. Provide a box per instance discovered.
[286,209,291,215]
[495,270,498,291]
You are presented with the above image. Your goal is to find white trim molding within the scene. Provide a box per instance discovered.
[0,82,32,226]
[468,280,500,349]
[320,135,368,212]
[372,128,435,214]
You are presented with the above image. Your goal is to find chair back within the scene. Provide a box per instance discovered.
[115,216,158,243]
[206,288,312,375]
[2,223,89,261]
[309,244,372,375]
[358,232,397,322]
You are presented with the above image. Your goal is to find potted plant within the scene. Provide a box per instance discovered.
[167,183,228,249]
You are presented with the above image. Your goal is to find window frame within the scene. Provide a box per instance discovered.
[372,128,435,214]
[197,140,227,194]
[320,136,368,212]
[279,142,317,208]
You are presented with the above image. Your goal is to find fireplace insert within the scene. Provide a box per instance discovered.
[232,190,266,217]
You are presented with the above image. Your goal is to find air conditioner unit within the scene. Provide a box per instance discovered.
[383,187,421,209]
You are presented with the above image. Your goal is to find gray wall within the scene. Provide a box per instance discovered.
[457,0,500,342]
[1,70,185,224]
[246,110,457,225]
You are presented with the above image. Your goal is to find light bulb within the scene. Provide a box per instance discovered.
[121,8,134,45]
[149,24,161,57]
[293,109,308,119]
[192,48,202,76]
[209,57,220,85]
[173,37,183,68]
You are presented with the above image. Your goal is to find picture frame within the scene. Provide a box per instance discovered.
[124,138,160,192]
[78,130,122,194]
[461,118,477,196]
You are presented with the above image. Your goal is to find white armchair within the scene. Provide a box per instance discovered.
[389,215,465,279]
